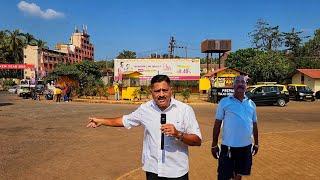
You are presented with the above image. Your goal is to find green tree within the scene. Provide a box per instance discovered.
[226,48,294,83]
[23,33,37,45]
[5,29,26,63]
[36,39,48,49]
[76,60,102,79]
[116,50,136,59]
[282,28,304,55]
[47,61,104,96]
[180,88,191,102]
[249,19,283,51]
[300,29,320,57]
[0,30,8,63]
[294,29,320,69]
[95,60,114,69]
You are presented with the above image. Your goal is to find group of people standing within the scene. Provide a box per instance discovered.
[47,82,72,102]
[87,74,259,180]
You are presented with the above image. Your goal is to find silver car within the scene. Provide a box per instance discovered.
[8,85,18,94]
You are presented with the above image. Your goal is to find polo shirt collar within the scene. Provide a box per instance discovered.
[229,95,249,102]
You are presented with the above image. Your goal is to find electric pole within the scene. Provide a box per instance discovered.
[168,36,187,58]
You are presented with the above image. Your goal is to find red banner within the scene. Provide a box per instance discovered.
[0,64,35,69]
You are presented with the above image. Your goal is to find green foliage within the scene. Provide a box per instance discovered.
[96,80,109,99]
[3,79,16,86]
[46,60,104,96]
[249,19,283,51]
[1,79,16,90]
[95,60,114,69]
[143,87,151,99]
[0,29,48,78]
[46,63,80,80]
[283,28,303,54]
[180,88,191,102]
[226,48,294,83]
[76,60,102,79]
[132,88,140,100]
[116,50,136,59]
[294,29,320,69]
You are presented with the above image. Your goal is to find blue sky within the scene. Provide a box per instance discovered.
[1,0,320,60]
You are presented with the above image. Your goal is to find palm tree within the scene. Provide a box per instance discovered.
[23,33,37,46]
[36,39,48,49]
[0,30,7,63]
[5,29,26,64]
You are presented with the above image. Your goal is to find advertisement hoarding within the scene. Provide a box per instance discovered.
[114,58,200,81]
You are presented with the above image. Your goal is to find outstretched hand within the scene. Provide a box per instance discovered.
[86,117,103,128]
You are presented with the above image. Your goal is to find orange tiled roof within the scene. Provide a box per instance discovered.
[297,69,320,79]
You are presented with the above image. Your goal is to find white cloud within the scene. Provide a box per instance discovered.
[17,1,64,20]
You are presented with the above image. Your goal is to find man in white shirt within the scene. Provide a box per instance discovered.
[87,75,202,180]
[211,75,259,180]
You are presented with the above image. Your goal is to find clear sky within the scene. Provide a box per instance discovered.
[1,0,319,60]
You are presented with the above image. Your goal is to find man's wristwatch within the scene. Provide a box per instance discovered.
[176,131,184,141]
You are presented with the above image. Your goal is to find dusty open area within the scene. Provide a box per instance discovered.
[0,92,319,180]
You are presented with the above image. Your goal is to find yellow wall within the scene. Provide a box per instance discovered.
[305,75,314,91]
[199,78,211,91]
[213,69,241,87]
[122,87,140,100]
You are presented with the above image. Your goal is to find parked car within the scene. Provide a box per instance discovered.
[35,84,45,95]
[8,85,18,93]
[19,86,32,99]
[287,84,315,101]
[246,84,289,107]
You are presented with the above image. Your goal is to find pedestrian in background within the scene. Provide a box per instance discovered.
[113,81,120,101]
[211,75,259,180]
[54,86,62,102]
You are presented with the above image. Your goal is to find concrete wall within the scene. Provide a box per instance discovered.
[23,45,38,79]
[292,72,320,92]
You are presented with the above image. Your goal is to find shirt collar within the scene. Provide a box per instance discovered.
[151,97,177,112]
[229,94,249,102]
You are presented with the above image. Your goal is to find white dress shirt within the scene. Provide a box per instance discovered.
[122,98,202,178]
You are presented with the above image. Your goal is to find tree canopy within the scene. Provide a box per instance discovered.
[226,48,294,83]
[116,50,136,59]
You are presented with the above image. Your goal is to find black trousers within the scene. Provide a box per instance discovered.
[146,172,189,180]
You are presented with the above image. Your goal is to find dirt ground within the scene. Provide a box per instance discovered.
[0,92,319,180]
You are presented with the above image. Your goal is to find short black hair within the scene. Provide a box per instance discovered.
[151,75,171,86]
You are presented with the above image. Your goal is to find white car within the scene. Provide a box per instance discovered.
[8,85,18,94]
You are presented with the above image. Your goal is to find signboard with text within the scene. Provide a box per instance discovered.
[0,64,35,69]
[114,58,200,81]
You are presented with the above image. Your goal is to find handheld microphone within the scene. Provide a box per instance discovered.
[161,114,166,150]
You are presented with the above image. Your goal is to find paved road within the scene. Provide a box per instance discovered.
[0,92,319,180]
